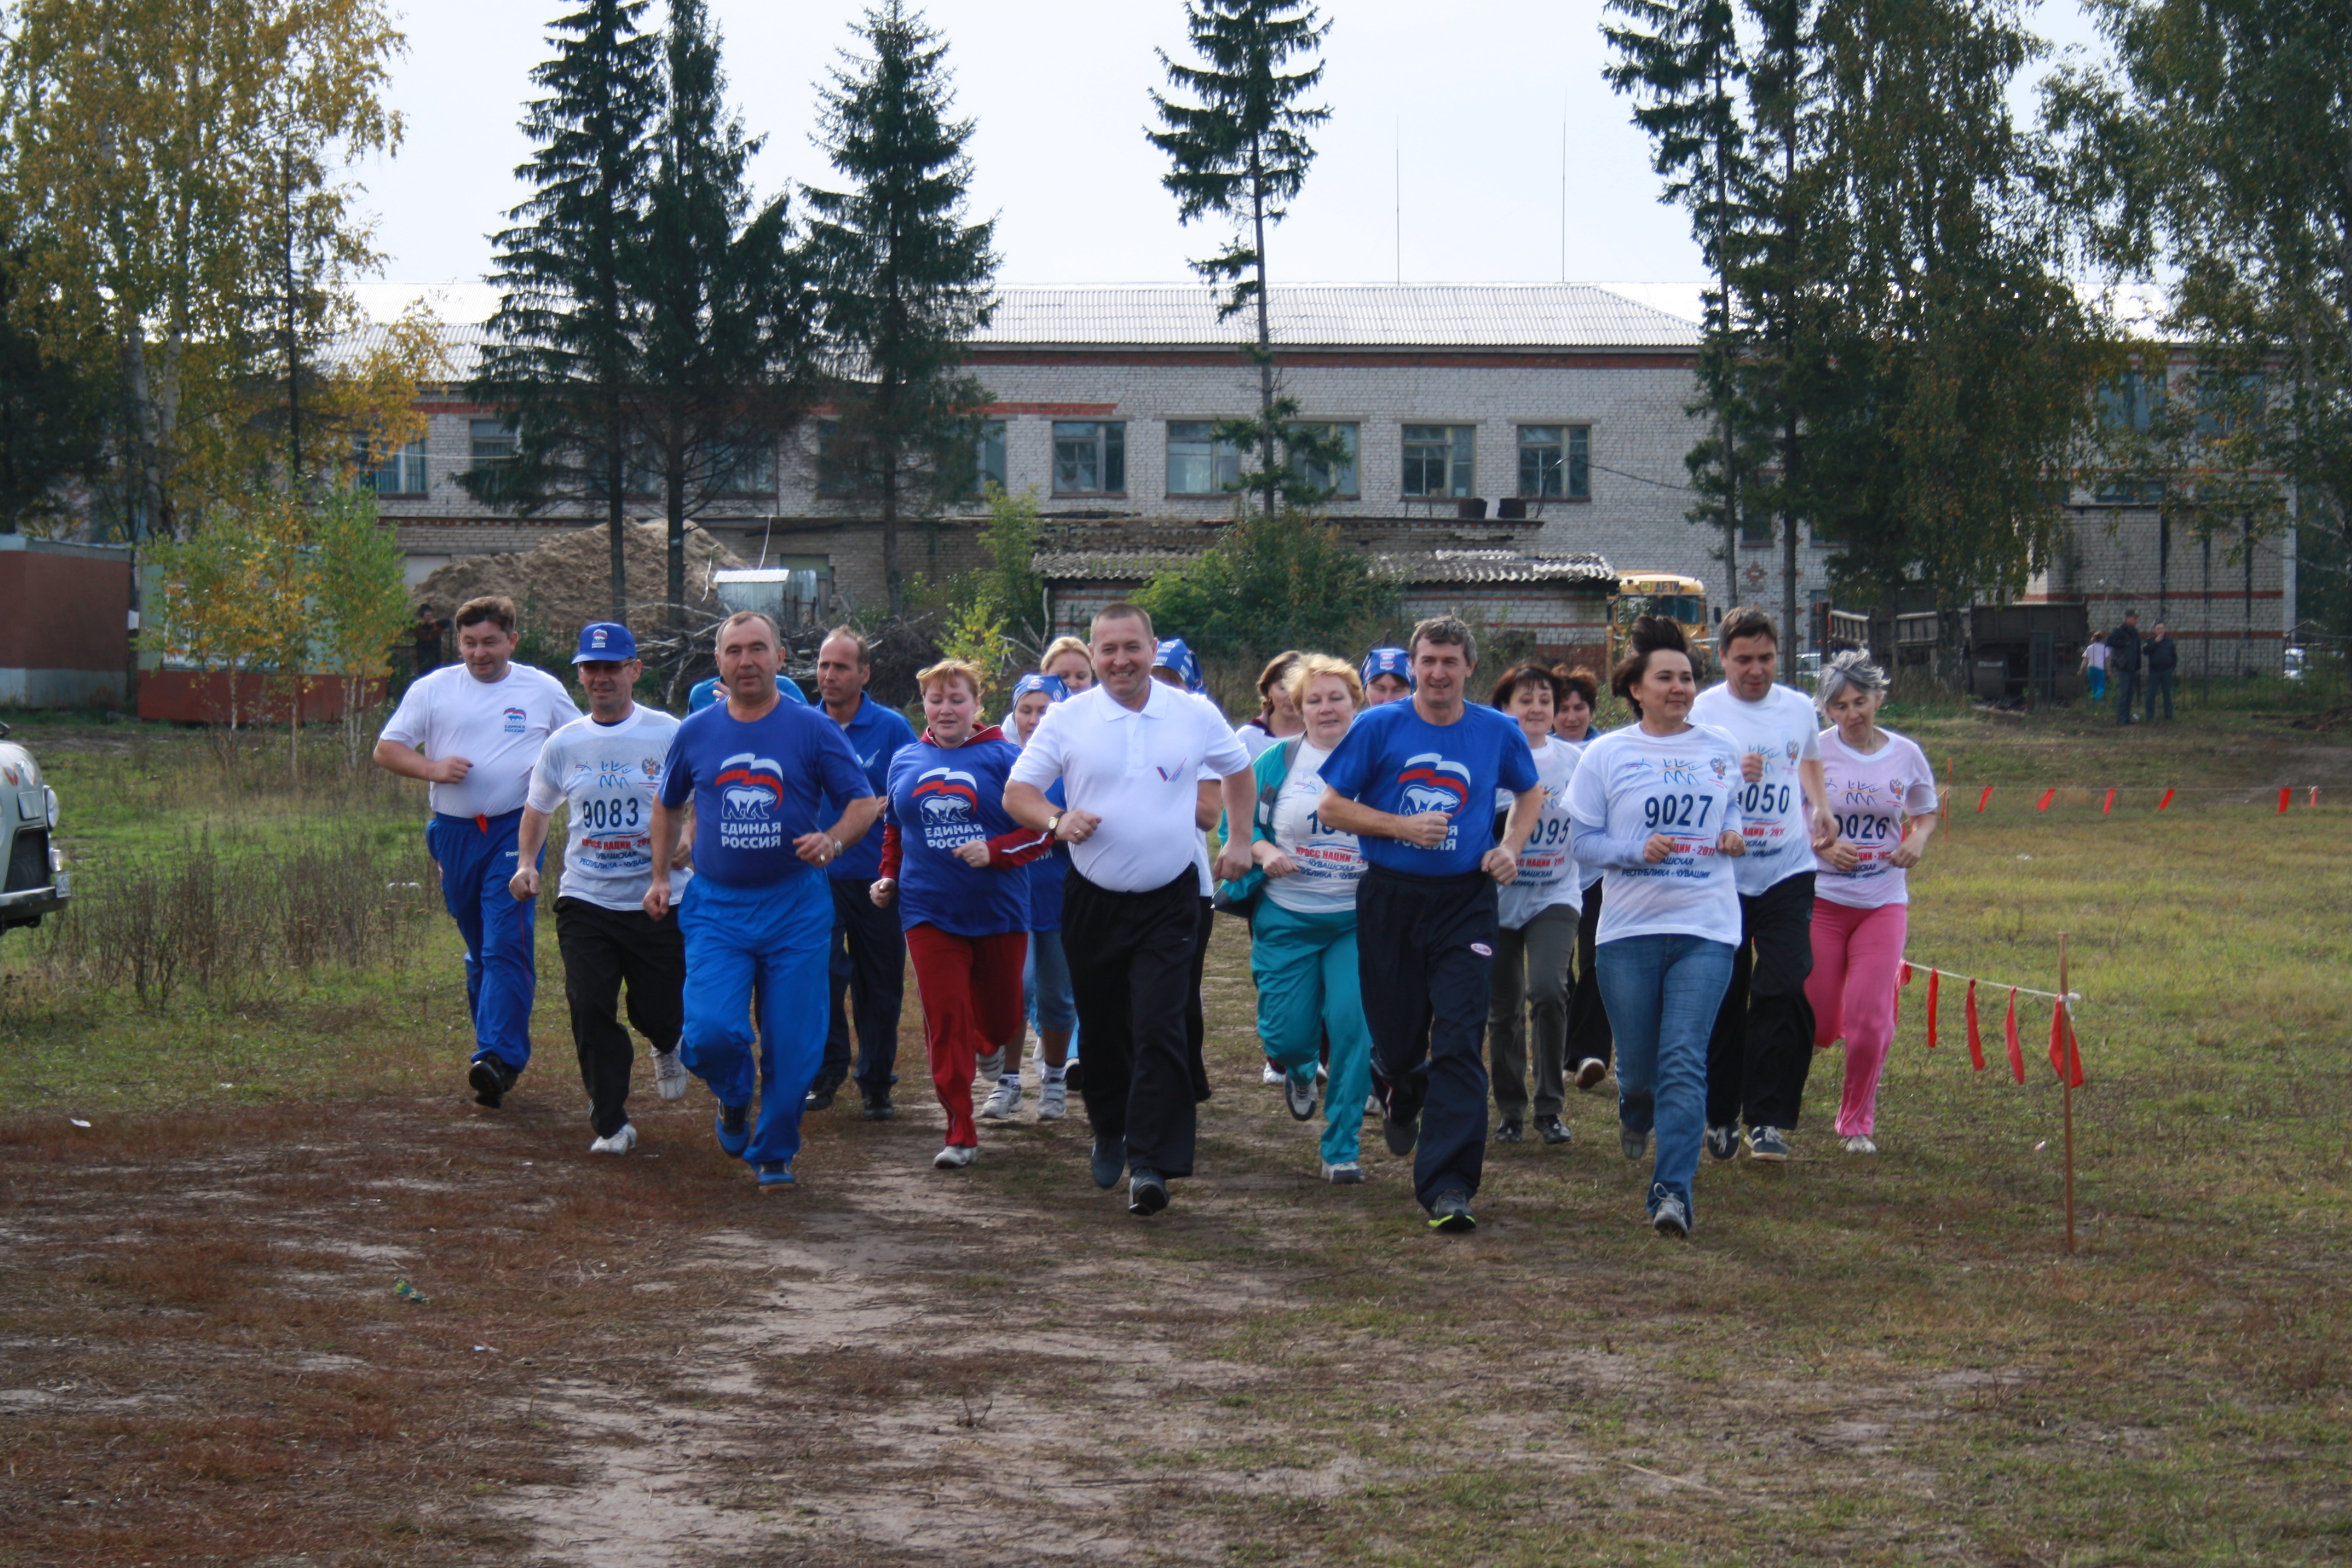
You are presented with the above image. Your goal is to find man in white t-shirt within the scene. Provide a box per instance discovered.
[1688,607,1835,1163]
[508,622,688,1155]
[374,595,582,1109]
[1005,604,1255,1218]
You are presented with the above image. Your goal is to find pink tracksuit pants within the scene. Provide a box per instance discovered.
[1806,899,1907,1137]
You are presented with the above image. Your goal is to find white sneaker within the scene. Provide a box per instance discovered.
[933,1144,976,1169]
[1261,1061,1285,1086]
[1037,1077,1068,1121]
[1842,1135,1878,1155]
[976,1047,1005,1079]
[652,1048,688,1102]
[980,1076,1022,1120]
[1321,1160,1364,1184]
[589,1123,638,1155]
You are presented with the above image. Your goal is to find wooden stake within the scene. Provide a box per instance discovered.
[2060,932,2076,1255]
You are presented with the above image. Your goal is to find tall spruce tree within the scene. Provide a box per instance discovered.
[462,0,661,624]
[632,0,810,646]
[1148,0,1333,520]
[1604,0,1754,614]
[801,1,998,617]
[0,239,108,531]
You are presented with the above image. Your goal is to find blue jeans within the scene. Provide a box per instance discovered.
[426,808,541,1073]
[676,872,833,1168]
[1596,933,1735,1221]
[1024,926,1077,1033]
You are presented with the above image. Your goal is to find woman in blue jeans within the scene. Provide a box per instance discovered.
[1566,616,1746,1236]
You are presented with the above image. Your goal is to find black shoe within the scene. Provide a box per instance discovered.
[1494,1119,1523,1144]
[468,1057,516,1109]
[1535,1114,1572,1146]
[1089,1135,1126,1190]
[1383,1108,1419,1157]
[805,1079,840,1111]
[861,1095,895,1122]
[1128,1168,1169,1217]
[1426,1189,1477,1233]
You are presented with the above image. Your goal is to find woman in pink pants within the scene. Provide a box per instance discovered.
[1806,653,1940,1153]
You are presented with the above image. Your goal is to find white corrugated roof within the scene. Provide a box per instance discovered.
[975,284,1699,349]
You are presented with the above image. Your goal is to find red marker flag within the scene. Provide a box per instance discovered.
[2004,988,2024,1083]
[2036,788,2056,812]
[2158,788,2175,811]
[2102,788,2116,815]
[2049,996,2085,1089]
[2311,787,2321,808]
[1977,785,1994,813]
[1925,969,1940,1049]
[2279,786,2292,814]
[1964,979,1985,1071]
[1899,961,1913,985]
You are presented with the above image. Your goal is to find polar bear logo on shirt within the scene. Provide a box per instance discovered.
[716,753,785,819]
[1397,754,1471,817]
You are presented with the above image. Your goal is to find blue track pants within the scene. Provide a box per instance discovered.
[676,872,832,1168]
[426,809,541,1073]
[1250,899,1373,1166]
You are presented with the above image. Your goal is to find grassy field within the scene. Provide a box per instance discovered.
[0,696,2347,1566]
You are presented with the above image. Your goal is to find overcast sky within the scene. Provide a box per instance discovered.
[356,0,2108,312]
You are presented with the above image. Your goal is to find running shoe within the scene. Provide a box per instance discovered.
[714,1103,751,1157]
[861,1095,895,1122]
[589,1123,638,1155]
[1748,1125,1791,1162]
[468,1056,516,1109]
[1494,1119,1523,1144]
[804,1079,839,1112]
[1321,1160,1364,1184]
[1261,1060,1285,1086]
[1651,1191,1691,1238]
[1128,1168,1169,1217]
[980,1076,1023,1121]
[1089,1135,1126,1190]
[1426,1189,1477,1233]
[1574,1057,1609,1092]
[1619,1123,1649,1162]
[652,1048,689,1102]
[1037,1079,1068,1122]
[1842,1135,1878,1155]
[1365,1094,1380,1118]
[933,1144,976,1170]
[1284,1068,1318,1122]
[1535,1114,1572,1146]
[1382,1105,1420,1157]
[756,1161,795,1189]
[976,1047,1005,1079]
[1705,1123,1742,1162]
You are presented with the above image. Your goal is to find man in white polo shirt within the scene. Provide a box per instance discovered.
[1006,603,1255,1217]
[374,595,582,1108]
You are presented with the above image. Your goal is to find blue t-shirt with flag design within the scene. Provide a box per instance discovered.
[658,701,871,888]
[1317,699,1540,877]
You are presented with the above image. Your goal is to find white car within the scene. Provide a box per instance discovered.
[0,724,68,934]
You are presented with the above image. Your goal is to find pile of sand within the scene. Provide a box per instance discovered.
[413,520,746,656]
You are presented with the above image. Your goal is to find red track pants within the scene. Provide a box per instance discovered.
[906,924,1029,1147]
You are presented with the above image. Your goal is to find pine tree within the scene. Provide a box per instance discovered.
[632,0,811,647]
[0,240,108,531]
[802,1,999,617]
[1148,0,1332,520]
[462,0,662,624]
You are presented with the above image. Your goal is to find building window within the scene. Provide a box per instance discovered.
[973,420,1007,492]
[1166,421,1242,495]
[1739,506,1773,547]
[711,437,775,496]
[1517,425,1590,499]
[1053,420,1125,495]
[1402,424,1475,498]
[1287,421,1359,498]
[814,420,878,498]
[469,418,517,463]
[355,434,426,495]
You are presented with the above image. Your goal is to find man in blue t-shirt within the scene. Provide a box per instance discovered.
[1318,616,1543,1233]
[808,627,919,1119]
[647,611,880,1189]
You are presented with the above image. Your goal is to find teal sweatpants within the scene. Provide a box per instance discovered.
[1250,898,1373,1166]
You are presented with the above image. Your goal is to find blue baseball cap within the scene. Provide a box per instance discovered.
[1152,638,1206,693]
[1010,673,1070,704]
[574,621,638,664]
[1361,646,1415,691]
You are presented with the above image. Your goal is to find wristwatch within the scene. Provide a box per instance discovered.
[828,837,843,859]
[1045,812,1063,838]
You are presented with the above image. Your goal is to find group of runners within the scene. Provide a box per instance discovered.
[376,592,1939,1238]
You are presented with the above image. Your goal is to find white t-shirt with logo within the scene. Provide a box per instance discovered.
[1689,682,1822,896]
[380,662,583,820]
[1564,722,1746,947]
[1495,735,1581,929]
[1813,727,1939,910]
[1264,740,1367,916]
[526,706,690,912]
